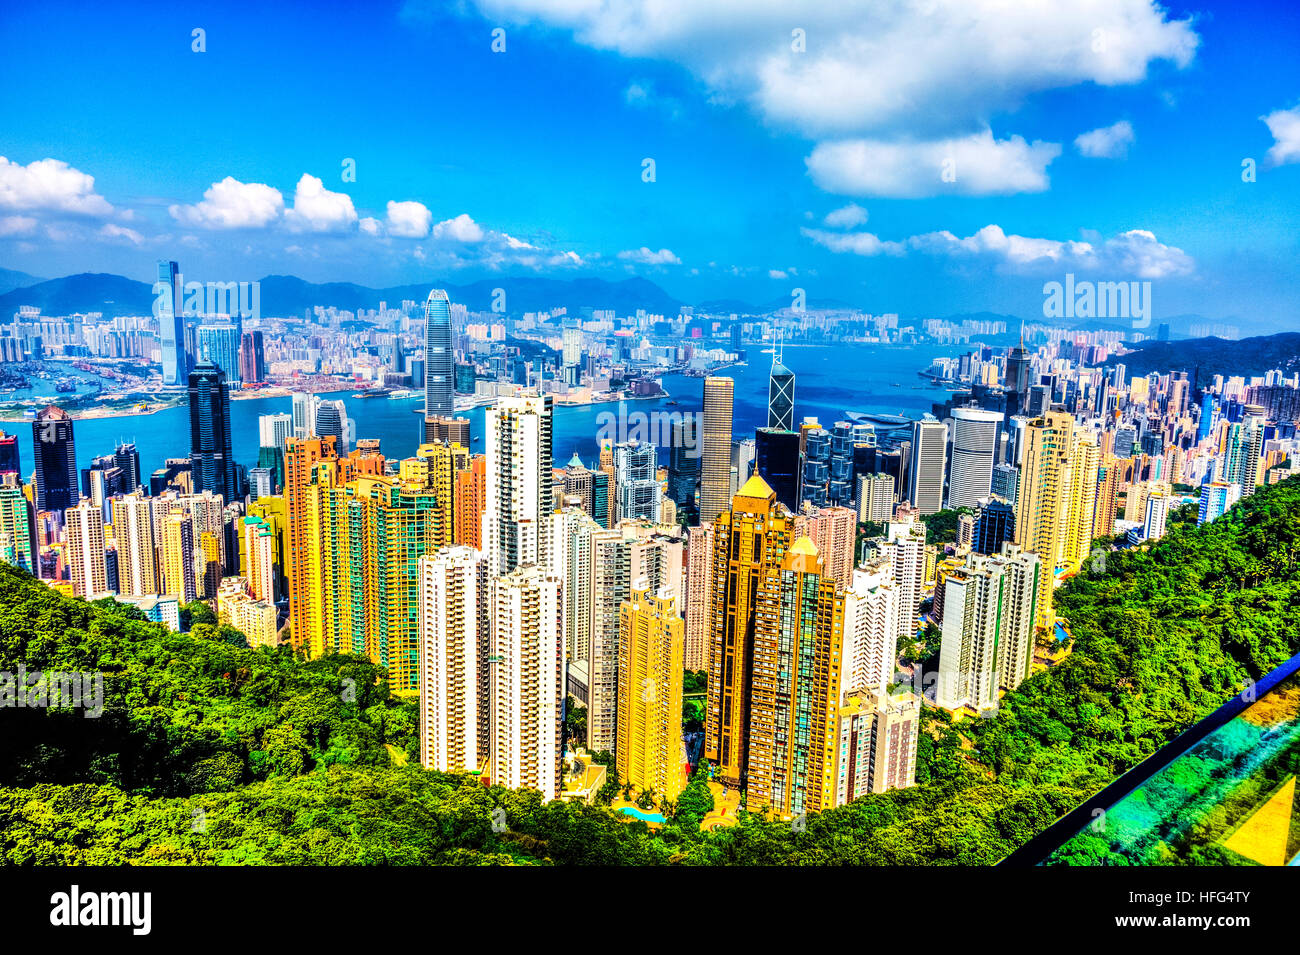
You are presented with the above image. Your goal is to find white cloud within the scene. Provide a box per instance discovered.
[823,203,868,229]
[385,200,433,238]
[170,176,285,229]
[617,246,681,265]
[0,156,114,217]
[432,213,486,242]
[1262,105,1300,168]
[768,269,788,279]
[359,216,382,236]
[1075,120,1136,158]
[0,215,37,236]
[99,223,143,244]
[804,222,1191,278]
[807,130,1061,198]
[466,1,1196,139]
[284,174,358,233]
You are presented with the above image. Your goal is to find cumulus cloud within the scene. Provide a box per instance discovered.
[1262,105,1300,168]
[804,222,1192,278]
[617,246,681,265]
[359,216,382,236]
[807,130,1061,198]
[0,156,114,217]
[284,174,358,233]
[170,176,285,229]
[385,200,433,238]
[0,215,37,236]
[432,213,486,242]
[1075,120,1136,158]
[823,203,868,229]
[465,1,1196,139]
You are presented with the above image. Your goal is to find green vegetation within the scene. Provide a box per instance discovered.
[1106,331,1300,388]
[2,478,1297,864]
[919,507,975,545]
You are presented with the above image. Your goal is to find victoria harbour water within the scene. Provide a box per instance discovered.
[2,343,963,480]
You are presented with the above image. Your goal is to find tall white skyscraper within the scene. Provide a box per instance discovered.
[258,412,294,451]
[418,546,487,774]
[291,392,317,439]
[908,416,947,514]
[946,407,1001,508]
[482,394,553,577]
[489,566,563,798]
[880,511,927,643]
[549,506,600,662]
[66,499,107,598]
[111,491,157,597]
[841,559,898,696]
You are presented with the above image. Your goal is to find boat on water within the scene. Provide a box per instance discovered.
[387,389,416,399]
[352,388,392,399]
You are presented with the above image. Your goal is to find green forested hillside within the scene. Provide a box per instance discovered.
[2,479,1298,865]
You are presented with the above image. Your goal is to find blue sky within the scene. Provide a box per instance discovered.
[1,0,1298,328]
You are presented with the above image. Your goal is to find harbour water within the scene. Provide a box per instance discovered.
[2,343,963,480]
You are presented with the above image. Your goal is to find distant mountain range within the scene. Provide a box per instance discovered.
[1105,332,1300,387]
[0,267,45,297]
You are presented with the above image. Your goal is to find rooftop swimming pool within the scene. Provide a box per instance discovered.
[617,806,666,824]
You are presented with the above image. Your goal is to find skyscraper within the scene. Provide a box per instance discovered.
[698,376,734,522]
[835,688,920,801]
[947,407,1001,508]
[238,330,265,384]
[754,427,801,511]
[110,491,157,596]
[419,546,488,774]
[482,394,552,577]
[1198,480,1241,525]
[973,498,1015,555]
[197,322,243,387]
[65,499,108,598]
[908,416,947,514]
[157,259,189,387]
[188,354,239,504]
[666,416,699,520]
[0,430,20,476]
[613,440,660,522]
[705,474,794,788]
[617,584,686,802]
[32,406,78,514]
[1013,410,1074,630]
[489,566,563,798]
[114,442,141,493]
[423,289,454,419]
[683,522,713,672]
[767,342,795,431]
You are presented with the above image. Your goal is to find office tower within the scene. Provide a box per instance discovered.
[561,318,583,368]
[614,440,660,522]
[973,498,1015,555]
[562,453,594,515]
[313,399,346,455]
[667,417,700,520]
[1114,424,1137,459]
[291,392,317,438]
[616,584,686,801]
[947,407,1001,508]
[794,504,856,591]
[935,544,1040,711]
[835,688,920,802]
[259,412,293,452]
[454,455,486,549]
[159,511,197,603]
[32,405,78,514]
[482,394,552,577]
[423,289,454,418]
[730,437,756,498]
[754,427,801,511]
[991,463,1019,505]
[113,442,141,492]
[705,474,794,788]
[1143,492,1171,541]
[65,500,107,597]
[1014,410,1074,631]
[418,546,487,773]
[197,323,243,386]
[592,469,613,529]
[1026,384,1051,417]
[800,425,829,507]
[0,431,19,476]
[767,344,795,431]
[588,523,684,755]
[908,416,947,514]
[879,510,927,642]
[855,472,894,523]
[1003,328,1032,418]
[683,522,713,671]
[238,330,265,384]
[747,536,843,816]
[841,560,897,696]
[157,260,188,387]
[248,467,273,499]
[489,566,563,798]
[698,376,735,522]
[1198,480,1241,525]
[423,414,470,447]
[110,492,157,596]
[825,421,856,508]
[0,479,34,572]
[188,354,238,503]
